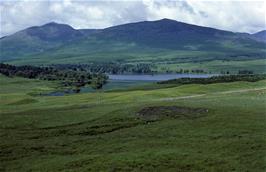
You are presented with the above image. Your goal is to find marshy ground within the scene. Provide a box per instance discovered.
[0,75,266,171]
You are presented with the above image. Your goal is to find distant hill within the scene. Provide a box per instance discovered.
[97,19,235,49]
[252,30,266,42]
[0,22,84,60]
[0,19,265,66]
[78,29,102,37]
[92,18,265,51]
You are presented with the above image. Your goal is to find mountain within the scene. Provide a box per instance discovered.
[252,30,266,42]
[0,22,83,60]
[78,29,102,37]
[0,19,265,65]
[23,22,83,41]
[96,19,236,48]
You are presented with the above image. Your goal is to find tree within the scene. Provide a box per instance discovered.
[91,74,108,90]
[90,74,108,104]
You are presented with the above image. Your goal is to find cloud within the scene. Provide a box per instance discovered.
[144,0,266,33]
[0,0,265,37]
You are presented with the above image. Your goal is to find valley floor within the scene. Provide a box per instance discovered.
[0,75,266,171]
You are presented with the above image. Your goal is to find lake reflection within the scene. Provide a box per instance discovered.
[45,74,215,96]
[108,74,214,81]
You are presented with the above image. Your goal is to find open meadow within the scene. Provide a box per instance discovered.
[1,1,266,171]
[0,75,266,171]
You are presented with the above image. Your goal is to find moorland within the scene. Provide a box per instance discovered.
[0,18,266,171]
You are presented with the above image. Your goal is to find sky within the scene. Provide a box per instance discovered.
[0,0,265,37]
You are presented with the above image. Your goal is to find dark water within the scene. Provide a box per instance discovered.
[45,74,215,96]
[109,74,214,81]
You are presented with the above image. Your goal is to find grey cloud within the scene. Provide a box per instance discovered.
[180,1,195,14]
[199,11,208,18]
[0,0,265,37]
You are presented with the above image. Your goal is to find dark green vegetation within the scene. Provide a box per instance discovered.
[158,74,266,85]
[50,63,153,74]
[137,106,208,121]
[0,75,266,171]
[0,63,108,90]
[1,19,266,74]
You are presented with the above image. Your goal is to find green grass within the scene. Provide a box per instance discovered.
[0,75,266,171]
[155,59,266,74]
[6,42,266,74]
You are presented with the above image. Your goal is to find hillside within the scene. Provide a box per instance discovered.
[0,22,84,60]
[0,19,265,73]
[95,19,253,50]
[252,30,266,42]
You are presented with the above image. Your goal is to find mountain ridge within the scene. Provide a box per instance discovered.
[2,19,264,38]
[0,18,265,64]
[252,30,266,42]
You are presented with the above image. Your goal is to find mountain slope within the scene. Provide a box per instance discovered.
[0,19,265,64]
[0,22,83,60]
[96,19,235,49]
[252,30,266,42]
[88,19,266,55]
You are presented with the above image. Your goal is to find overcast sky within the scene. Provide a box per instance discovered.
[0,0,265,37]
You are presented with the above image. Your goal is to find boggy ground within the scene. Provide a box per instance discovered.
[137,106,208,121]
[0,75,266,172]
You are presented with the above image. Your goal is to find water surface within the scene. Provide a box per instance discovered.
[109,74,214,81]
[45,74,215,96]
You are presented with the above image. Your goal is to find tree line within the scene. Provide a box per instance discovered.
[0,63,108,91]
[158,74,266,85]
[51,62,255,75]
[49,63,153,74]
[49,63,210,74]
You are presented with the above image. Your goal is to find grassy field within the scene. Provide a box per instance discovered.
[155,59,266,74]
[7,46,266,74]
[0,75,266,171]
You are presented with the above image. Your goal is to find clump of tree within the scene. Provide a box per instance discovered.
[0,63,108,91]
[158,74,266,85]
[238,70,253,75]
[175,68,206,74]
[91,73,108,90]
[49,63,153,74]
